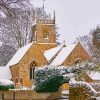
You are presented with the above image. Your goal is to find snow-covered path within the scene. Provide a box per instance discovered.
[59,90,69,100]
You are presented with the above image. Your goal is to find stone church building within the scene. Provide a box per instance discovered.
[6,13,91,87]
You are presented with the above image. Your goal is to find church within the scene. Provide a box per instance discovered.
[1,12,91,87]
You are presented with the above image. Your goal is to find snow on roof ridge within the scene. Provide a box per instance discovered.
[6,42,33,67]
[44,43,64,61]
[50,43,77,65]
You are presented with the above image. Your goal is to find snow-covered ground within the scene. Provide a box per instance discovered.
[0,66,12,79]
[0,79,14,86]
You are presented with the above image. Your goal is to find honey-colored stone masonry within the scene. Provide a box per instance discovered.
[35,23,56,43]
[11,43,56,86]
[63,42,91,66]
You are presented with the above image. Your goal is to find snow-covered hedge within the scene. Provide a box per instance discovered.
[34,62,96,92]
[34,66,71,92]
[0,79,15,91]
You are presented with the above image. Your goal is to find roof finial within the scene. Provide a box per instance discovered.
[43,0,46,20]
[53,10,55,24]
[63,40,66,47]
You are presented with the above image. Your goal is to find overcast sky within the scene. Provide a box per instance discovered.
[31,0,100,43]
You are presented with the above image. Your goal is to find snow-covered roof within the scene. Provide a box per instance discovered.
[7,42,33,67]
[44,43,77,65]
[0,66,12,79]
[44,44,63,61]
[88,71,100,80]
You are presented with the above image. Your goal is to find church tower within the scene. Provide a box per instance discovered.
[34,12,56,43]
[32,0,56,43]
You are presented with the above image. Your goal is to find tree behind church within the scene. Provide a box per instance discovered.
[0,0,56,65]
[77,26,100,64]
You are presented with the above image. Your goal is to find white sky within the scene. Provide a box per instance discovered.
[31,0,100,43]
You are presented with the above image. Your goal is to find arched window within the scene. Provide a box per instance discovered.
[43,27,49,39]
[30,61,37,80]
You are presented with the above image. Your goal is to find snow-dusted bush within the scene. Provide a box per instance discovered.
[0,79,15,91]
[35,75,64,92]
[71,61,96,74]
[34,62,96,92]
[70,62,97,81]
[69,81,98,95]
[34,65,71,92]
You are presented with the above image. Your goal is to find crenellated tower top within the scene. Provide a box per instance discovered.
[32,0,56,43]
[36,11,55,24]
[36,0,55,25]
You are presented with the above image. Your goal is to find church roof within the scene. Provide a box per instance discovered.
[0,66,12,79]
[6,42,33,67]
[6,41,87,67]
[6,42,56,67]
[44,44,63,61]
[44,43,77,65]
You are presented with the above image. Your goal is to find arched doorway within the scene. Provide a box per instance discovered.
[30,61,37,80]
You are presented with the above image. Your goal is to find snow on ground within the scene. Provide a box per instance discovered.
[0,79,14,86]
[6,42,33,67]
[0,66,12,79]
[88,71,100,81]
[61,90,69,94]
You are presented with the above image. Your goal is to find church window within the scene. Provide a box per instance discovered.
[43,27,49,39]
[30,61,37,80]
[43,32,49,39]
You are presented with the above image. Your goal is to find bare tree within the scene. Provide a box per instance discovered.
[77,27,100,64]
[0,1,57,65]
[0,7,52,48]
[0,0,31,17]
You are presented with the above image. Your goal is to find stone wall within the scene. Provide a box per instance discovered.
[35,23,56,43]
[69,86,93,100]
[11,43,56,86]
[0,89,61,100]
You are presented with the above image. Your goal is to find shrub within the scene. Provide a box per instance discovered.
[34,66,70,92]
[0,84,14,91]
